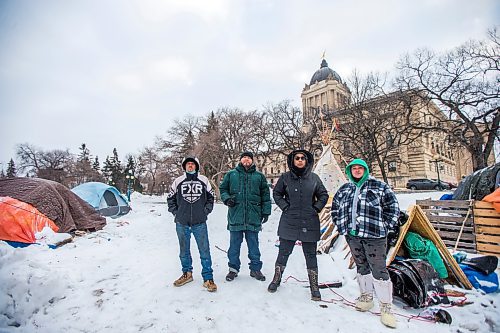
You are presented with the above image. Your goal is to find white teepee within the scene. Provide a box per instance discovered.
[313,144,347,253]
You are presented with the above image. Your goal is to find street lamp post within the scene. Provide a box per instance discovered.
[429,156,443,190]
[125,170,135,202]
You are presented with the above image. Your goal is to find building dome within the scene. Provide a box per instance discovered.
[309,59,342,85]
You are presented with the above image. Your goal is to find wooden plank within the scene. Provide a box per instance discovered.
[476,243,500,255]
[475,217,500,226]
[473,208,500,217]
[425,215,474,224]
[475,225,500,235]
[476,234,500,244]
[430,224,474,232]
[423,208,470,215]
[416,200,470,208]
[474,201,496,209]
[436,231,475,241]
[477,251,500,256]
[442,240,476,250]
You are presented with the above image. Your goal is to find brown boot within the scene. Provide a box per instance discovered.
[268,265,285,293]
[173,271,193,287]
[307,268,321,301]
[203,279,217,292]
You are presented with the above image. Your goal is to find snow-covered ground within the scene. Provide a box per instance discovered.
[1,191,499,333]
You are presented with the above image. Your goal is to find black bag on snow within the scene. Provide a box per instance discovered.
[388,259,449,308]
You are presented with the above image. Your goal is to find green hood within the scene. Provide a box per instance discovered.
[346,159,370,187]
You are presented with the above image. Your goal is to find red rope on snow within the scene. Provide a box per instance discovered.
[285,274,438,324]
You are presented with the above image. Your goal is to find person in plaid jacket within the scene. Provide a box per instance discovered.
[331,158,399,328]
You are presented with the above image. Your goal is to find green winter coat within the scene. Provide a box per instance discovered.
[219,163,272,232]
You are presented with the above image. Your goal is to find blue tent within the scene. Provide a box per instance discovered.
[72,182,131,218]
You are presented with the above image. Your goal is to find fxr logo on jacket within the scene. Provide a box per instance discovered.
[181,181,204,203]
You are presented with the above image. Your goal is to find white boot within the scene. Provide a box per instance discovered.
[373,279,396,328]
[355,274,374,312]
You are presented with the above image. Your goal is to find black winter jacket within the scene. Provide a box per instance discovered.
[167,172,214,225]
[273,150,329,242]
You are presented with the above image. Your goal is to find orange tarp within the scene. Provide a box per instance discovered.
[0,196,59,243]
[482,188,500,213]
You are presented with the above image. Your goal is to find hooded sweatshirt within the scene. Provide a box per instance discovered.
[331,158,400,238]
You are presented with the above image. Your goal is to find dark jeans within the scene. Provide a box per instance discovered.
[228,230,262,272]
[176,222,213,281]
[346,235,389,280]
[275,238,318,269]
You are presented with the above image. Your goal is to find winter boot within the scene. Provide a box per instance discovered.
[373,279,396,328]
[173,271,193,287]
[355,273,374,312]
[203,279,217,292]
[267,265,285,293]
[225,271,238,281]
[307,268,321,301]
[250,270,266,281]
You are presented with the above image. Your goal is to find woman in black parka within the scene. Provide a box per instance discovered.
[268,149,328,300]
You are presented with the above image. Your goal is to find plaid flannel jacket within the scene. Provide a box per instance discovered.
[332,176,400,238]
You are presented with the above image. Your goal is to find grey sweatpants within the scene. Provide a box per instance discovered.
[346,235,389,280]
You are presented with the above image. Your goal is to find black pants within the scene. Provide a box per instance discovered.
[346,235,389,280]
[275,238,318,269]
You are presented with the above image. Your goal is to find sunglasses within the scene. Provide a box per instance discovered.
[294,156,306,161]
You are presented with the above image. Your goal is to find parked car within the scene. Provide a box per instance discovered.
[431,179,456,189]
[406,178,451,190]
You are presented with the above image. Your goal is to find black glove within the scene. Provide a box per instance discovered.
[313,206,322,213]
[261,215,269,224]
[224,198,236,207]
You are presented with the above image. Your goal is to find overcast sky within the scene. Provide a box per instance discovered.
[0,0,498,170]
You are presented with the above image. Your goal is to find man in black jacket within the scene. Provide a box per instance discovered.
[167,157,217,292]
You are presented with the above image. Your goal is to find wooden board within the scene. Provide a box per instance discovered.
[473,201,500,256]
[387,205,473,289]
[417,199,471,208]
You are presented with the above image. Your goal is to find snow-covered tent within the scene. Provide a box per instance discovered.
[72,182,131,218]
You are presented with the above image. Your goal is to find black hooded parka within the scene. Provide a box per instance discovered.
[272,150,329,242]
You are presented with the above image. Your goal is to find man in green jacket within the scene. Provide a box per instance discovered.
[219,151,272,282]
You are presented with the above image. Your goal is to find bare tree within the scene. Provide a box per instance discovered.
[263,100,320,159]
[16,143,43,176]
[37,149,73,185]
[396,29,500,170]
[138,136,177,195]
[332,71,423,183]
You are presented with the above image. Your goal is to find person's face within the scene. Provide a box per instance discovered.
[185,161,196,172]
[293,153,307,168]
[240,156,253,168]
[351,165,365,178]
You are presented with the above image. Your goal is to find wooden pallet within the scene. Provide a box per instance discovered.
[474,201,500,256]
[416,199,475,253]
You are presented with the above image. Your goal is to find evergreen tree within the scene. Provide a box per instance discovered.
[0,168,5,179]
[109,148,124,191]
[75,143,93,184]
[92,156,100,172]
[6,158,16,178]
[102,156,113,184]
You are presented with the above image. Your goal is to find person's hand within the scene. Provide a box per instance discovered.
[261,215,269,224]
[224,198,236,207]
